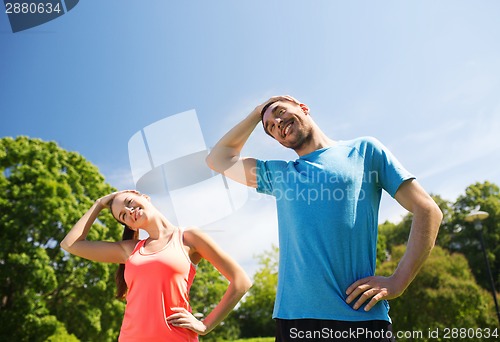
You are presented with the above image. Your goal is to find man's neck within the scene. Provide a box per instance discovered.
[294,129,336,156]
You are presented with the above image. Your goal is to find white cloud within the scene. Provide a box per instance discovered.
[200,192,279,277]
[103,166,135,191]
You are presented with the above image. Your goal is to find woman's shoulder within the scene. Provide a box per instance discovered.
[181,226,203,242]
[181,226,220,249]
[119,238,143,255]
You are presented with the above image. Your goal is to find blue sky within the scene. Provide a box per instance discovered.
[2,0,500,274]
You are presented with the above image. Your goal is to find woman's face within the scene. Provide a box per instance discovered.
[110,192,150,229]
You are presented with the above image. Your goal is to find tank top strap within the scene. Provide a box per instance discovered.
[131,239,146,254]
[176,227,197,267]
[176,226,185,245]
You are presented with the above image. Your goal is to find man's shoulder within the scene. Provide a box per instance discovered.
[256,158,292,171]
[335,136,384,157]
[339,136,381,147]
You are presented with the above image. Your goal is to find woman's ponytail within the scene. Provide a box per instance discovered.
[115,226,138,299]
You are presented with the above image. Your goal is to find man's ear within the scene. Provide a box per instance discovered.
[299,103,310,114]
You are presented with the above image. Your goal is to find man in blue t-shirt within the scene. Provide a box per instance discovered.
[206,95,442,341]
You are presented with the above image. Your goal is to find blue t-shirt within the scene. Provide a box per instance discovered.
[256,137,414,322]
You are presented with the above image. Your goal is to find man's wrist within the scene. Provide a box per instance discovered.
[390,268,412,294]
[249,105,263,123]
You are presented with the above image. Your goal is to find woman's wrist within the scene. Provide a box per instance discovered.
[198,319,210,336]
[95,198,107,210]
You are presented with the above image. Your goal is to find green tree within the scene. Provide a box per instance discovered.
[378,194,453,257]
[237,245,278,338]
[446,181,500,292]
[377,220,397,264]
[430,194,455,248]
[189,259,241,341]
[0,136,124,341]
[378,245,497,341]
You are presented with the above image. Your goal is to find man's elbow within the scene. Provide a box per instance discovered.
[429,199,443,226]
[434,204,444,223]
[205,153,215,170]
[423,199,443,245]
[205,151,233,174]
[417,196,443,222]
[205,153,219,172]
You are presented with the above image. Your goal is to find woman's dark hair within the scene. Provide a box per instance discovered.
[115,225,138,299]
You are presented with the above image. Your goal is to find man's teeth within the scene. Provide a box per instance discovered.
[284,123,291,136]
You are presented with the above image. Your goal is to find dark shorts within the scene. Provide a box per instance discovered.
[275,318,396,342]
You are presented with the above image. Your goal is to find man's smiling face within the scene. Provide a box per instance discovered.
[261,100,312,150]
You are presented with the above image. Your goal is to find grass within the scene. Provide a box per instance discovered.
[230,339,274,342]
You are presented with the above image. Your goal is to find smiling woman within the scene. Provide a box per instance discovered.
[60,189,252,342]
[108,191,147,226]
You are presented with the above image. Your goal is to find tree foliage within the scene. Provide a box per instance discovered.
[189,258,241,342]
[378,245,497,341]
[379,194,455,255]
[2,136,499,340]
[0,136,123,341]
[380,183,500,294]
[444,182,500,292]
[237,245,279,338]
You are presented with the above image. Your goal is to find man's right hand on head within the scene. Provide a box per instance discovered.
[255,95,300,120]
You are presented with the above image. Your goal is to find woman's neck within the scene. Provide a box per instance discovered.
[145,214,175,240]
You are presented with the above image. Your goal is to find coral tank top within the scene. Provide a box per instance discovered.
[119,227,198,341]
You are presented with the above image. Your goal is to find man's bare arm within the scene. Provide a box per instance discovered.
[206,96,295,187]
[345,179,442,311]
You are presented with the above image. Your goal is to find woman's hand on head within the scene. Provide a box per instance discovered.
[96,190,140,209]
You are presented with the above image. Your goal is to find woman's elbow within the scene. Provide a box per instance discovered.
[243,276,253,292]
[233,273,252,296]
[60,237,78,253]
[240,275,253,294]
[60,240,70,252]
